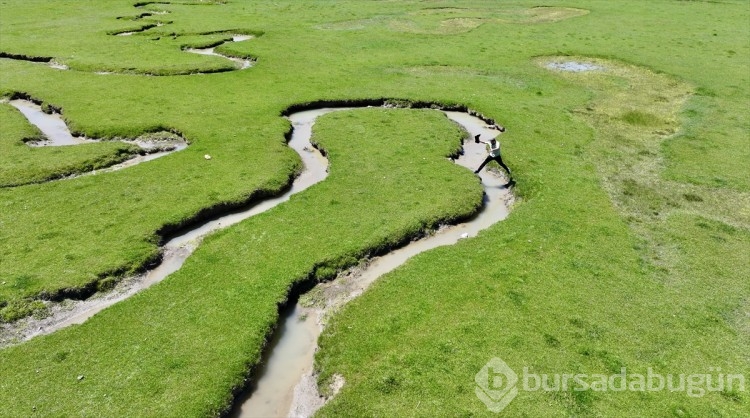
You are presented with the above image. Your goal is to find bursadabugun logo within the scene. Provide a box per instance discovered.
[474,357,518,413]
[475,356,746,414]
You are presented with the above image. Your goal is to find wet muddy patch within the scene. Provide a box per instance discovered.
[538,56,748,274]
[514,6,589,24]
[546,61,604,72]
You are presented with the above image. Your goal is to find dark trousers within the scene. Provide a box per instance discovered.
[475,154,511,175]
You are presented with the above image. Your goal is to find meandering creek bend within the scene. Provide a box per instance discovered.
[2,106,513,417]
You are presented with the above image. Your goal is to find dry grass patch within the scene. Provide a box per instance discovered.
[317,6,589,35]
[538,55,750,272]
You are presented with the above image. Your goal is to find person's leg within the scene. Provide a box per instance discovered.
[494,155,512,177]
[474,155,493,173]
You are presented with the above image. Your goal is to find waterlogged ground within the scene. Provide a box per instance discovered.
[1,0,748,416]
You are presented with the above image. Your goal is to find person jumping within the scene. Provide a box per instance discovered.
[474,134,511,177]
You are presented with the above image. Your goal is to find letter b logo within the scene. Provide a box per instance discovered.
[475,357,519,413]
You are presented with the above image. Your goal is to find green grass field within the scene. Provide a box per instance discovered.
[1,0,748,416]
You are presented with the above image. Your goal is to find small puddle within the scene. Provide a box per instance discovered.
[229,109,513,418]
[185,35,255,70]
[49,61,69,70]
[6,99,188,176]
[546,61,602,72]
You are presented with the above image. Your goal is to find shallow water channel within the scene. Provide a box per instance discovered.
[2,105,513,417]
[185,35,255,70]
[0,107,330,344]
[5,33,253,73]
[7,99,188,173]
[228,110,513,418]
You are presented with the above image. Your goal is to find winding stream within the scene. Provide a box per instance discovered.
[0,107,330,346]
[1,105,513,418]
[185,35,255,70]
[6,98,188,175]
[229,110,513,418]
[1,34,254,74]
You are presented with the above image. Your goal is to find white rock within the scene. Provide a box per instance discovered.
[204,154,212,160]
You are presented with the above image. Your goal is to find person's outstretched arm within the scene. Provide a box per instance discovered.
[474,134,493,145]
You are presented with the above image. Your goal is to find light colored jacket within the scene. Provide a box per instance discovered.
[486,140,501,157]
